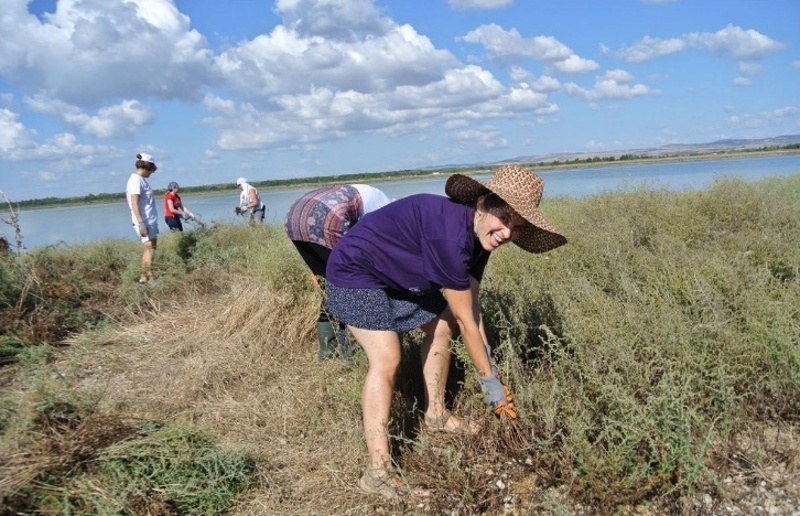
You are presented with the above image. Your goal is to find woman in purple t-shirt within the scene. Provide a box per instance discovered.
[325,165,567,501]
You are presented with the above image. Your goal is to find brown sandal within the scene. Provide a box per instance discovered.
[424,410,480,435]
[358,468,409,502]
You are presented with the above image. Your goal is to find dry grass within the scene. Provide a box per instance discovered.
[54,272,531,514]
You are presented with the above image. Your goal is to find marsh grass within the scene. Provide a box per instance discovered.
[1,175,798,514]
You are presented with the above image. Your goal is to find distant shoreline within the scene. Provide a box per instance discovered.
[14,148,800,210]
[529,148,800,171]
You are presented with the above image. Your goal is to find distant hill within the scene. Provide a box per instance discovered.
[424,134,800,170]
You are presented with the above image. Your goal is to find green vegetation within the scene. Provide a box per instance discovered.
[1,173,798,513]
[12,143,800,209]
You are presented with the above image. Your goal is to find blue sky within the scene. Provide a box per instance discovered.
[1,0,798,201]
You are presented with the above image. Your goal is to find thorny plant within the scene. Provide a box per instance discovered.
[0,187,25,253]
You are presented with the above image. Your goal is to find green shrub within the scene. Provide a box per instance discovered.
[0,335,25,365]
[85,423,256,515]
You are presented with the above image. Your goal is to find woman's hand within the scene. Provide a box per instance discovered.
[496,384,518,419]
[479,374,517,419]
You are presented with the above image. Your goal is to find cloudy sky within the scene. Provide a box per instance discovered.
[1,0,798,201]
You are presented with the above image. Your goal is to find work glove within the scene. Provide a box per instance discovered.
[137,222,148,238]
[234,206,245,215]
[184,213,193,220]
[479,374,518,419]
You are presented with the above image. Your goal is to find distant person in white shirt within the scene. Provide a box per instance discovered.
[234,177,266,223]
[126,153,159,284]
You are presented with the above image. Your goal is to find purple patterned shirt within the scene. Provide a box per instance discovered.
[284,185,364,249]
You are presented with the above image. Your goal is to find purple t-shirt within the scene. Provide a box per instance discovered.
[326,194,490,292]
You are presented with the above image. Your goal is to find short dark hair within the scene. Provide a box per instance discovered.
[135,159,157,172]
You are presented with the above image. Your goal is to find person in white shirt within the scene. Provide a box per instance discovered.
[235,177,266,223]
[126,153,159,284]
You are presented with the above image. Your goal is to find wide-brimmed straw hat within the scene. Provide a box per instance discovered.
[445,164,567,253]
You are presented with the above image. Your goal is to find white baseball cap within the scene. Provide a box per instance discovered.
[236,177,247,186]
[138,152,156,165]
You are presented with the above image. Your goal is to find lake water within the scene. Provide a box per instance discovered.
[4,154,800,250]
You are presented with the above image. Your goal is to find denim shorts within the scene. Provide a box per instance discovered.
[132,222,159,243]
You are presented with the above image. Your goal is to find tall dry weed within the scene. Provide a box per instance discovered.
[476,174,800,506]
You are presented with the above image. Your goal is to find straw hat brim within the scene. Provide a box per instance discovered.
[445,172,567,253]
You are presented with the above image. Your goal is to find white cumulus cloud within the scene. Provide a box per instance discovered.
[0,108,38,155]
[686,24,785,61]
[617,24,784,64]
[565,70,653,101]
[0,107,119,162]
[460,24,573,62]
[24,94,154,138]
[447,0,514,9]
[452,126,508,149]
[617,36,686,62]
[0,0,217,107]
[727,106,799,128]
[553,55,600,74]
[274,0,392,40]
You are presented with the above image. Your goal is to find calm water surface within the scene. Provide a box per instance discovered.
[5,154,799,250]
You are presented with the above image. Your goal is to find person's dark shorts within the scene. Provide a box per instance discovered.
[325,281,447,333]
[165,216,183,231]
[291,241,331,278]
[251,206,266,223]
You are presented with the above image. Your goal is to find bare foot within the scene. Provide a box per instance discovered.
[424,410,480,435]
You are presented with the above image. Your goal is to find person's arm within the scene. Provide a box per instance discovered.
[244,187,258,210]
[130,194,147,236]
[471,276,493,361]
[444,277,517,418]
[167,198,191,218]
[443,282,492,377]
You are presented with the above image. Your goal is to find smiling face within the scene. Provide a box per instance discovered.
[474,194,527,252]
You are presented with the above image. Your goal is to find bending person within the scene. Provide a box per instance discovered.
[285,184,391,361]
[126,153,159,284]
[325,165,567,501]
[235,177,266,223]
[164,181,194,231]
